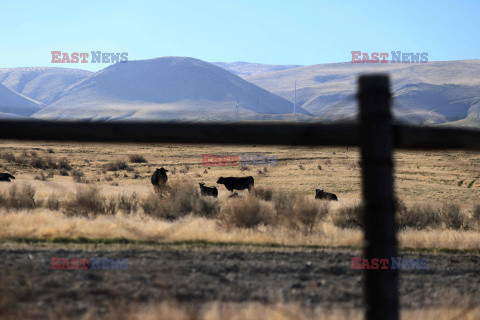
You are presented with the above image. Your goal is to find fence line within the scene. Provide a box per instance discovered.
[1,121,480,150]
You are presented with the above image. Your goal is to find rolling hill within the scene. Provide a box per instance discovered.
[0,67,93,105]
[212,61,302,76]
[0,83,43,117]
[243,60,480,124]
[33,57,307,121]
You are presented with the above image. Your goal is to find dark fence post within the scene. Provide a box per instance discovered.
[358,74,398,320]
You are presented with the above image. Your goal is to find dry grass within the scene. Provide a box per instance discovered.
[0,142,480,250]
[221,195,274,229]
[129,154,148,163]
[126,303,480,320]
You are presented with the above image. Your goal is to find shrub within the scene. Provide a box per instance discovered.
[1,152,16,163]
[118,193,138,214]
[439,203,469,230]
[332,204,364,229]
[71,169,88,183]
[293,197,329,234]
[194,196,220,219]
[1,184,38,211]
[221,195,273,229]
[46,195,60,211]
[58,157,72,170]
[129,154,148,163]
[474,205,480,223]
[63,186,109,217]
[105,160,131,171]
[253,187,273,201]
[272,190,297,224]
[141,181,200,220]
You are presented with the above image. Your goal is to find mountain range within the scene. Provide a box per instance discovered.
[0,57,479,126]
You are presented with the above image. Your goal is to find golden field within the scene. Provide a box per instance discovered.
[0,140,479,251]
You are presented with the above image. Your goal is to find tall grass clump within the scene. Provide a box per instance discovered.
[0,184,38,211]
[220,195,273,229]
[63,186,112,217]
[128,154,148,163]
[118,193,138,214]
[253,187,273,201]
[105,159,132,171]
[332,203,364,229]
[141,181,200,220]
[292,197,330,234]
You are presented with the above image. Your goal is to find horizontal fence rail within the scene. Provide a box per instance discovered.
[1,120,480,150]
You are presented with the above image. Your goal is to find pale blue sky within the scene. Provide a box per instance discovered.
[1,0,479,71]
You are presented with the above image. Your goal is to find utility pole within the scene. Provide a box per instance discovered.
[294,80,297,114]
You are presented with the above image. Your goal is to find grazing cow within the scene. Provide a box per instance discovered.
[0,173,15,182]
[315,189,338,201]
[151,168,168,192]
[199,183,218,197]
[217,176,254,192]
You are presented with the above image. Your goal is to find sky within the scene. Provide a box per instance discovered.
[1,0,479,71]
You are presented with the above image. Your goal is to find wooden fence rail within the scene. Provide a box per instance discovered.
[1,74,480,320]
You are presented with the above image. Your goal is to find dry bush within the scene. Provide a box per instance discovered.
[396,200,441,230]
[1,151,16,163]
[106,159,131,171]
[439,203,469,230]
[220,195,273,229]
[57,157,72,170]
[0,184,38,211]
[141,181,200,220]
[272,190,297,225]
[474,205,480,223]
[253,187,273,201]
[129,154,148,163]
[332,204,364,229]
[118,193,138,214]
[63,186,111,217]
[293,197,329,234]
[194,196,221,219]
[46,194,60,211]
[71,169,88,183]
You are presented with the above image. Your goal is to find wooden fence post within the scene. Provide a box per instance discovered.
[358,74,398,320]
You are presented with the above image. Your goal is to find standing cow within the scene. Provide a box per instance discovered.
[217,176,254,192]
[315,189,338,201]
[0,173,15,182]
[151,168,168,192]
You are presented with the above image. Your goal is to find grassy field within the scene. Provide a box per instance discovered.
[1,141,480,319]
[0,141,479,250]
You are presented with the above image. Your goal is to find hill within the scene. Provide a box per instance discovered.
[33,57,308,121]
[244,60,480,125]
[212,61,302,76]
[0,83,43,117]
[0,67,93,105]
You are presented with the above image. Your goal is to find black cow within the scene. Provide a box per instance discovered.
[0,173,15,182]
[199,183,218,197]
[217,176,254,192]
[315,189,338,201]
[151,168,168,192]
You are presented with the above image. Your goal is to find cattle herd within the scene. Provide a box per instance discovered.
[149,167,338,200]
[0,168,338,200]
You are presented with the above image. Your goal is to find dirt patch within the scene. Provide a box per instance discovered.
[0,245,479,319]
